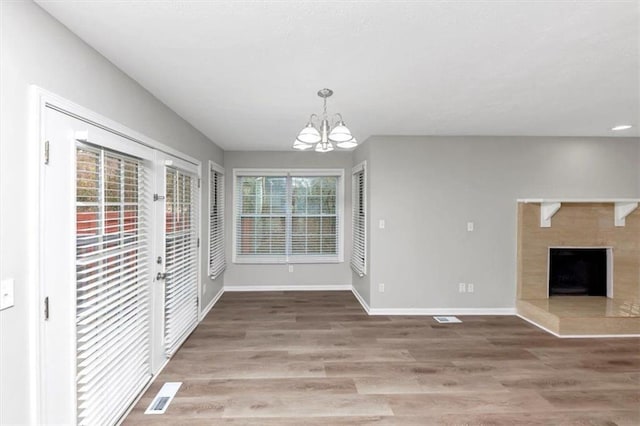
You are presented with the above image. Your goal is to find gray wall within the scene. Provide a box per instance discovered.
[365,136,640,310]
[0,2,223,423]
[223,151,353,288]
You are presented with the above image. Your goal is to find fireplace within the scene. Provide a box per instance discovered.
[548,248,611,297]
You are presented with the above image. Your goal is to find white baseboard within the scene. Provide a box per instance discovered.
[200,286,224,320]
[350,287,515,316]
[557,334,640,338]
[367,307,517,316]
[516,314,561,337]
[351,286,371,313]
[224,284,352,292]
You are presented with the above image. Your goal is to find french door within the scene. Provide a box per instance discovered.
[156,156,200,356]
[40,105,200,425]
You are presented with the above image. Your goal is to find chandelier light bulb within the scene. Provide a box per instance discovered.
[328,122,353,143]
[336,138,358,149]
[297,122,321,144]
[293,140,313,150]
[315,141,334,153]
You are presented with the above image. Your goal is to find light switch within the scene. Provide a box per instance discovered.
[379,219,385,229]
[467,222,474,232]
[0,279,15,310]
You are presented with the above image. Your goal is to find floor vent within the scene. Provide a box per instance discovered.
[145,382,182,415]
[433,316,462,323]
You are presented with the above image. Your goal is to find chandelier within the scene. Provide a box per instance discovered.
[293,88,358,152]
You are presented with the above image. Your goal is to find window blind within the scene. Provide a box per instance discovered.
[234,171,341,263]
[236,175,288,263]
[351,162,366,276]
[164,167,199,355]
[75,145,151,426]
[209,164,225,278]
[290,176,338,261]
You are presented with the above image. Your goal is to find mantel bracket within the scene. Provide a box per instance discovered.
[614,202,638,227]
[540,202,561,227]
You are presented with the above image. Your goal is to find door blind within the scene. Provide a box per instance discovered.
[209,166,225,278]
[75,145,151,426]
[164,167,199,355]
[351,163,366,276]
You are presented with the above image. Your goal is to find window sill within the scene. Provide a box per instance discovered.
[233,257,343,265]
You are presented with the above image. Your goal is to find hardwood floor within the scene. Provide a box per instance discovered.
[124,291,640,425]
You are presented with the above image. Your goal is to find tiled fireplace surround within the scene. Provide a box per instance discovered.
[516,201,640,336]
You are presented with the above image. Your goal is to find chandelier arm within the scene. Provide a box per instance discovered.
[309,113,319,125]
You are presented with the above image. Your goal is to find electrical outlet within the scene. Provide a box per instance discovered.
[467,222,474,232]
[467,283,474,293]
[288,265,294,273]
[379,219,385,229]
[458,283,466,293]
[379,283,385,293]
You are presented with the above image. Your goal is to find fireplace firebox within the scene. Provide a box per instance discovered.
[548,248,608,297]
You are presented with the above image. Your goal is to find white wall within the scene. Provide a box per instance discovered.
[0,2,223,423]
[223,151,353,288]
[365,136,640,310]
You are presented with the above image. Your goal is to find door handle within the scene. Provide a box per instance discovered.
[156,272,167,281]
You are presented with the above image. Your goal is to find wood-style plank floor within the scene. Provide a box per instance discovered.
[124,291,640,425]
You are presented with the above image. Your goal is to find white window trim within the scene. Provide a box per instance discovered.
[351,161,367,277]
[208,161,225,278]
[232,168,345,264]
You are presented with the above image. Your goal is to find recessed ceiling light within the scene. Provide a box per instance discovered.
[611,125,632,131]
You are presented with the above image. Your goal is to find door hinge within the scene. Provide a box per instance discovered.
[153,194,166,201]
[44,297,49,320]
[44,140,50,165]
[198,178,201,189]
[197,238,200,248]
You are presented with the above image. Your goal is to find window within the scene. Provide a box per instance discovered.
[351,162,366,276]
[209,162,225,278]
[233,169,343,263]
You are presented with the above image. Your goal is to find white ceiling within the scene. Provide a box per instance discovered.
[36,0,639,150]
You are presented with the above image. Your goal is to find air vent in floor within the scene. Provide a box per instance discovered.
[145,382,182,415]
[433,316,462,323]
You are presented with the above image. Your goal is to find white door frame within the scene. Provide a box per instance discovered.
[31,86,202,424]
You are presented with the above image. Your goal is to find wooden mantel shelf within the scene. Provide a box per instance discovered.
[517,199,640,228]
